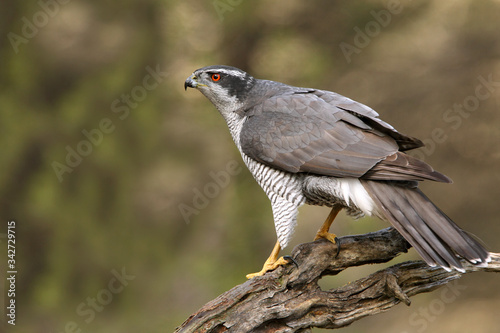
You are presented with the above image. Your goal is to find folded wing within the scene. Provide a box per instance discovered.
[240,90,450,183]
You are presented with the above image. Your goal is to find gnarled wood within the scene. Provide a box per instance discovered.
[175,228,499,332]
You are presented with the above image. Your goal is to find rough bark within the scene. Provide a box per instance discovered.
[175,227,499,332]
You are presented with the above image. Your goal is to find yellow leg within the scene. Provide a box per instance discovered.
[246,240,290,279]
[314,206,342,244]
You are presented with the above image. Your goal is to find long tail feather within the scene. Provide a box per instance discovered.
[362,180,490,271]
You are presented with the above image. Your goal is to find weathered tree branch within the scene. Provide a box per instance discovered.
[175,227,499,332]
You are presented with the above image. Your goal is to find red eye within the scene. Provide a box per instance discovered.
[211,73,221,81]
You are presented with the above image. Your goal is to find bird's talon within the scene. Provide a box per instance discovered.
[334,237,341,258]
[246,255,291,279]
[314,231,338,244]
[283,255,298,268]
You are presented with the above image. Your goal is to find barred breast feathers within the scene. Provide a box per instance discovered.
[242,154,305,248]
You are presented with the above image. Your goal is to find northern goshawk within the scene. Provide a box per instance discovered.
[184,65,490,278]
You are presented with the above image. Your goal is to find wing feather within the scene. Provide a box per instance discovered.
[314,89,424,150]
[241,90,449,182]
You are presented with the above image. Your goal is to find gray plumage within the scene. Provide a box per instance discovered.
[185,65,490,271]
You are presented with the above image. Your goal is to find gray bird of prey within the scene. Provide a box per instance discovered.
[184,65,490,278]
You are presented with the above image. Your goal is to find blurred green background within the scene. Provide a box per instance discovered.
[1,0,499,332]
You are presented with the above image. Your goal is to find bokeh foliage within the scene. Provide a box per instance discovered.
[1,0,499,332]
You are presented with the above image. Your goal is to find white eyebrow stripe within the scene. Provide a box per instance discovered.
[210,68,247,78]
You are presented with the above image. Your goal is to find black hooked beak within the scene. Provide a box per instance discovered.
[184,74,197,91]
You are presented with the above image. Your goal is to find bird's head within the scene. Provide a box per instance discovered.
[184,65,257,114]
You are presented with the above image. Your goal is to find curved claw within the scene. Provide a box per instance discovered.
[334,236,341,258]
[283,255,298,268]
